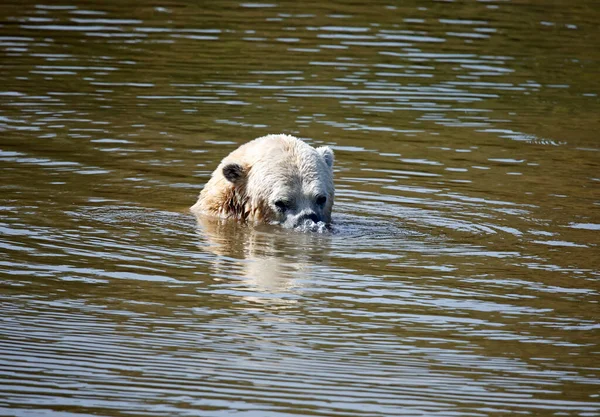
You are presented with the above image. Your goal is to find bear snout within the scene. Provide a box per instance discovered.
[296,211,319,225]
[288,210,326,230]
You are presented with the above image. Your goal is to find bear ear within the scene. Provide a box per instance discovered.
[317,146,334,169]
[222,163,246,185]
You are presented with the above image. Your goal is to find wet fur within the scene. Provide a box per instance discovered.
[193,166,272,223]
[191,134,334,226]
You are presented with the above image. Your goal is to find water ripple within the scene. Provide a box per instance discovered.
[1,0,599,415]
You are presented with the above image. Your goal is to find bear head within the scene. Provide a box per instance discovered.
[192,134,335,229]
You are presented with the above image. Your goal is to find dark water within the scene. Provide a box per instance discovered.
[1,0,599,416]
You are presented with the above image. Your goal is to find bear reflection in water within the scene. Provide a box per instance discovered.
[194,214,331,293]
[191,134,335,230]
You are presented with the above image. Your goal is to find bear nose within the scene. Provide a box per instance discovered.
[297,211,319,224]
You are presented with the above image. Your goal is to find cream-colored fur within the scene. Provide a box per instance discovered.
[191,134,334,227]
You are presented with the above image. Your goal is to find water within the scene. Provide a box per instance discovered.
[1,0,599,416]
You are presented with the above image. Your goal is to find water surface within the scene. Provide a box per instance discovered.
[1,0,599,416]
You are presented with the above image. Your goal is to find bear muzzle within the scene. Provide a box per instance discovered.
[285,209,328,230]
[296,211,319,224]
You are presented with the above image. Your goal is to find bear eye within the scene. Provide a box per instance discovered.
[316,195,327,206]
[274,200,290,212]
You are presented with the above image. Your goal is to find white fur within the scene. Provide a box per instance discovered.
[191,134,335,228]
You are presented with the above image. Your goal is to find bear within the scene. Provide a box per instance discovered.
[191,134,334,229]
